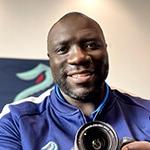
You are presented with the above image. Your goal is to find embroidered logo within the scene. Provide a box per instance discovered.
[41,141,58,150]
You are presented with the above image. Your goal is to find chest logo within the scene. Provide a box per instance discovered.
[41,141,58,150]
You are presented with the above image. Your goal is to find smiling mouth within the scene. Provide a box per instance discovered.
[68,71,95,84]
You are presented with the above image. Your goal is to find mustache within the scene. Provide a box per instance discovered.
[65,65,95,75]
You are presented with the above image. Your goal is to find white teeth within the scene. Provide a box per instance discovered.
[72,74,80,79]
[72,73,90,79]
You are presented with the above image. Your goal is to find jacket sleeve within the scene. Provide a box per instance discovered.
[0,113,22,150]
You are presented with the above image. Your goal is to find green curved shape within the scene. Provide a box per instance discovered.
[14,63,53,101]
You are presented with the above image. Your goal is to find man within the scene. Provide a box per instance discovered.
[0,12,150,150]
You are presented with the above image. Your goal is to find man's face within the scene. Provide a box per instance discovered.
[48,15,109,102]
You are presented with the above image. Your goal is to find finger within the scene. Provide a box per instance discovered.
[121,141,150,150]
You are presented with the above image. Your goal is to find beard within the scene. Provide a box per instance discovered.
[52,60,109,102]
[59,78,105,102]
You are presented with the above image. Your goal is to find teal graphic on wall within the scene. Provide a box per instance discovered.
[14,63,53,101]
[0,58,53,111]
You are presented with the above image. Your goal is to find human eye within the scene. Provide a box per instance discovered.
[82,40,102,50]
[55,46,69,55]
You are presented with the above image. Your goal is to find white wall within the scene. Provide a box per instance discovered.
[0,0,150,99]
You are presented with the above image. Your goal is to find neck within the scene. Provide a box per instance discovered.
[60,84,105,116]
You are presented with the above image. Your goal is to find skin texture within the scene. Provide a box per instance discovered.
[121,141,150,150]
[47,12,150,149]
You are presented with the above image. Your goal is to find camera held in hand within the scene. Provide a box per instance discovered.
[74,121,134,150]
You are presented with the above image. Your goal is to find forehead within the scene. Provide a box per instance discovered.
[48,15,104,47]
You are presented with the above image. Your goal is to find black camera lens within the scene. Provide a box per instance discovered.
[82,126,110,149]
[75,121,119,150]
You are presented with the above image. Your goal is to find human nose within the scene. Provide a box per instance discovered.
[67,45,91,65]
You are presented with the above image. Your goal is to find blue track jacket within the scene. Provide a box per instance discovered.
[0,85,150,150]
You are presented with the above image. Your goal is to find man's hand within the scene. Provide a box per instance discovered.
[121,141,150,150]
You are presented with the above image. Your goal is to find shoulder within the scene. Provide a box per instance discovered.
[0,88,53,120]
[111,88,150,111]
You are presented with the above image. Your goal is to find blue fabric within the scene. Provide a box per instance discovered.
[91,83,110,120]
[0,86,150,150]
[55,83,110,120]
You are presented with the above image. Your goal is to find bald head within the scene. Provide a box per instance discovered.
[47,12,106,52]
[48,12,100,34]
